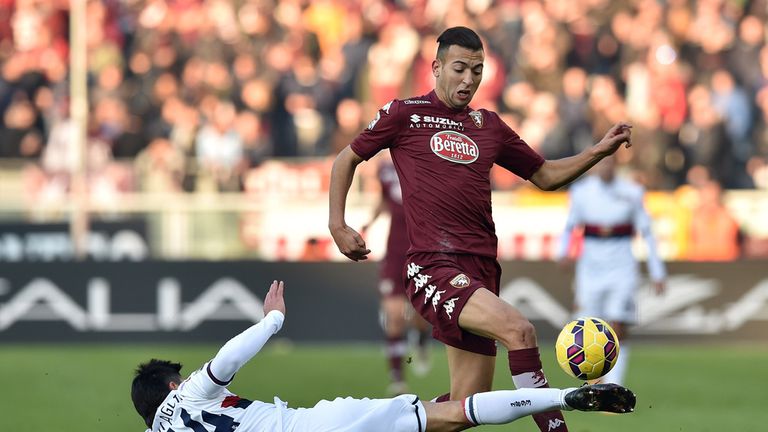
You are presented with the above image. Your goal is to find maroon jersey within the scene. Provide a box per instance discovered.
[378,159,409,263]
[352,90,544,258]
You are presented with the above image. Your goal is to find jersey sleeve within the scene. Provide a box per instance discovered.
[556,186,582,260]
[632,187,667,282]
[182,310,285,399]
[492,113,545,179]
[350,100,403,160]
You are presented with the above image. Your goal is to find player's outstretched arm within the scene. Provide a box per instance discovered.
[207,281,286,384]
[633,191,667,295]
[329,146,371,261]
[530,123,632,191]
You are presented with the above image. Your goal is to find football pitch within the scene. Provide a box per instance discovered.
[3,342,765,432]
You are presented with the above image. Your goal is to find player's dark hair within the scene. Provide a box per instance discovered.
[436,26,484,60]
[131,359,183,428]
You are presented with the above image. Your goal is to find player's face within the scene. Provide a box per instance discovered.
[433,45,484,109]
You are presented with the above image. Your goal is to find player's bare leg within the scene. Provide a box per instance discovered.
[421,384,636,432]
[458,288,569,432]
[382,296,409,395]
[422,400,468,432]
[445,345,495,398]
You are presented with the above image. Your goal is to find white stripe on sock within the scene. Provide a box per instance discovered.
[512,370,548,388]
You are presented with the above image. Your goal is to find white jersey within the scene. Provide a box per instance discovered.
[557,175,666,322]
[148,311,286,432]
[145,310,427,432]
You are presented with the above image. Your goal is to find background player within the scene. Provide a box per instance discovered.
[556,155,666,386]
[131,280,636,432]
[329,26,633,432]
[362,152,432,395]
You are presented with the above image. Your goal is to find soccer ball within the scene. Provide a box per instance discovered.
[555,317,619,381]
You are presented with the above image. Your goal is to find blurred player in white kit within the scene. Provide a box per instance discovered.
[131,280,636,432]
[557,156,666,386]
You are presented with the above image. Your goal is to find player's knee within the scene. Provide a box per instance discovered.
[386,315,407,335]
[496,315,537,349]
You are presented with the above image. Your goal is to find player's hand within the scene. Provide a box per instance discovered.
[330,224,371,261]
[264,280,286,316]
[596,122,632,156]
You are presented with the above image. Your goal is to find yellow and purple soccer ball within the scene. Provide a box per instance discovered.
[555,317,619,380]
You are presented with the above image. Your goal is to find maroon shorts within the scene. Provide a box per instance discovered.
[403,252,501,356]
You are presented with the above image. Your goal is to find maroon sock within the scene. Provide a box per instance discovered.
[386,336,406,382]
[432,392,451,402]
[508,347,568,432]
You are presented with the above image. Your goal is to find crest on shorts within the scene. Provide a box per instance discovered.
[469,111,483,128]
[449,274,471,288]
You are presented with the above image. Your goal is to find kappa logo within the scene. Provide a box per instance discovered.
[443,297,458,319]
[548,418,566,431]
[367,101,394,130]
[469,110,483,128]
[449,274,471,288]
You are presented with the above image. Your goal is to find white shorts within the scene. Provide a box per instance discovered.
[283,394,426,432]
[574,262,638,324]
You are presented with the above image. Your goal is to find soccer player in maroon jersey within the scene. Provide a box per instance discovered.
[362,153,432,395]
[329,27,632,432]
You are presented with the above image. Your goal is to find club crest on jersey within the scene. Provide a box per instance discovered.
[449,274,471,288]
[430,131,479,164]
[469,110,483,128]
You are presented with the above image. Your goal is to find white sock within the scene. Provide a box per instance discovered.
[602,344,630,386]
[463,388,577,425]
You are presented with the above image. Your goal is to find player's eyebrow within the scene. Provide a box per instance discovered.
[452,60,484,71]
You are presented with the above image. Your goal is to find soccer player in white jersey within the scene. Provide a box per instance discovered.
[557,156,667,386]
[131,280,636,432]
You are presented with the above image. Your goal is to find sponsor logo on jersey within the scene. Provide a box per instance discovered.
[409,114,464,130]
[469,110,483,128]
[430,131,479,164]
[403,99,431,105]
[449,274,471,288]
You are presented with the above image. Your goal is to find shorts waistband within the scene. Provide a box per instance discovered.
[583,223,634,238]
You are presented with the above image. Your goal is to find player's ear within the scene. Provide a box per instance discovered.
[169,381,179,390]
[432,59,440,77]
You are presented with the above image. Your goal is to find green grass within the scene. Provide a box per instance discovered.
[2,342,766,431]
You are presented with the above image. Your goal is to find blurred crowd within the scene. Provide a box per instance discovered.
[2,0,768,202]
